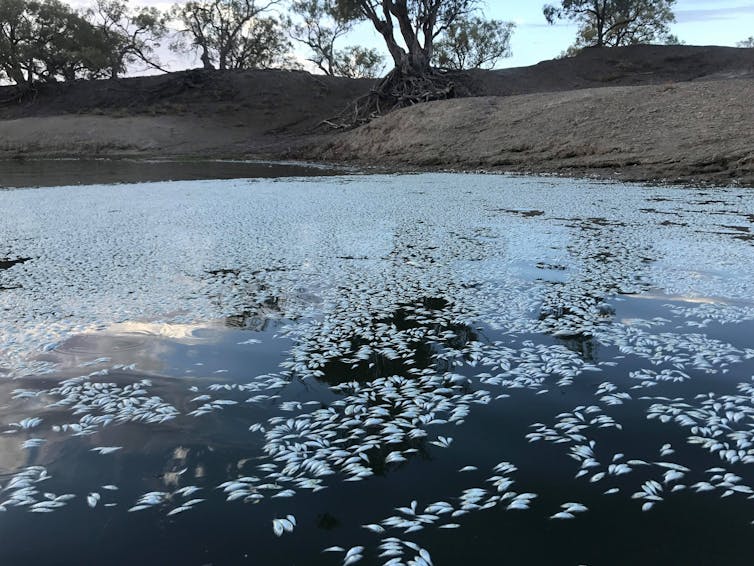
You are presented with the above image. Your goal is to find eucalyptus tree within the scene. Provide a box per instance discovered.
[0,0,33,84]
[332,44,384,77]
[334,0,481,77]
[289,0,383,77]
[325,0,513,124]
[171,0,291,70]
[543,0,677,48]
[433,16,514,70]
[84,0,168,78]
[1,0,112,85]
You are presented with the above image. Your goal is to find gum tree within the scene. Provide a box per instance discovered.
[543,0,677,48]
[170,0,290,70]
[1,0,112,85]
[327,0,513,124]
[433,16,514,70]
[335,0,480,77]
[289,0,384,77]
[84,0,168,78]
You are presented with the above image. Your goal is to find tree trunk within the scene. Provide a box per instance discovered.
[395,49,430,77]
[9,66,26,85]
[595,0,605,46]
[200,45,214,69]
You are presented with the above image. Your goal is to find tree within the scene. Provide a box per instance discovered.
[738,37,754,48]
[83,0,168,79]
[323,1,515,125]
[0,0,35,84]
[170,0,291,70]
[224,15,293,68]
[334,0,482,77]
[289,0,346,75]
[32,0,110,81]
[333,45,384,77]
[1,0,112,85]
[543,0,677,48]
[433,16,514,70]
[289,0,384,77]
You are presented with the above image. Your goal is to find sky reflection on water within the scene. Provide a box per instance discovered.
[1,173,754,565]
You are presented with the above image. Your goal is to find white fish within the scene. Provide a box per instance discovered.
[362,524,385,533]
[562,503,588,513]
[91,447,122,455]
[87,493,100,508]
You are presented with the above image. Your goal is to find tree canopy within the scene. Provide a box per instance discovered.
[332,0,484,76]
[170,0,292,70]
[84,0,167,78]
[2,0,517,86]
[0,0,114,84]
[544,0,677,48]
[288,0,384,77]
[433,16,514,70]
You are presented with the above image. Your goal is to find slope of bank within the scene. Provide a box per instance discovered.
[313,78,754,186]
[1,46,753,186]
[0,69,371,158]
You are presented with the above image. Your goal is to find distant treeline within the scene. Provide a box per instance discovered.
[0,0,748,87]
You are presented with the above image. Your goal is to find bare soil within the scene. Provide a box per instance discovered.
[1,45,752,186]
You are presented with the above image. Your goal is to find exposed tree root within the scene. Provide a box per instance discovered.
[323,68,468,129]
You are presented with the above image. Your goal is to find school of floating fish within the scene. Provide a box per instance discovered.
[1,173,754,563]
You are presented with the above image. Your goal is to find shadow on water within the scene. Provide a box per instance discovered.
[314,297,480,386]
[0,158,344,188]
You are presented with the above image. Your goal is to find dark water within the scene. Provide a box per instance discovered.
[1,174,754,565]
[0,159,343,188]
[2,301,754,565]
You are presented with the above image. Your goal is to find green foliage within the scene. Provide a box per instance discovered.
[333,45,384,77]
[227,15,294,69]
[84,0,168,78]
[289,0,383,77]
[290,0,350,75]
[170,0,293,70]
[0,0,115,85]
[433,17,514,70]
[330,0,484,75]
[544,0,677,48]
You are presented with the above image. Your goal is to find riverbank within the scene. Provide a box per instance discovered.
[1,45,752,186]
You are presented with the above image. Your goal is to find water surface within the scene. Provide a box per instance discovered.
[0,158,342,188]
[1,173,753,565]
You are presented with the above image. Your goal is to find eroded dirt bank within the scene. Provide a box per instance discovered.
[312,78,754,186]
[1,45,752,186]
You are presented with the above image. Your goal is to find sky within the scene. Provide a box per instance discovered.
[61,0,754,73]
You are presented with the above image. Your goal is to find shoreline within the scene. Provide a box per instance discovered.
[0,154,748,190]
[1,46,752,189]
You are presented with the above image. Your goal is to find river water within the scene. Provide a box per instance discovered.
[0,165,753,565]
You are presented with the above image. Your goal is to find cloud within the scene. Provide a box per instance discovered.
[675,5,754,24]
